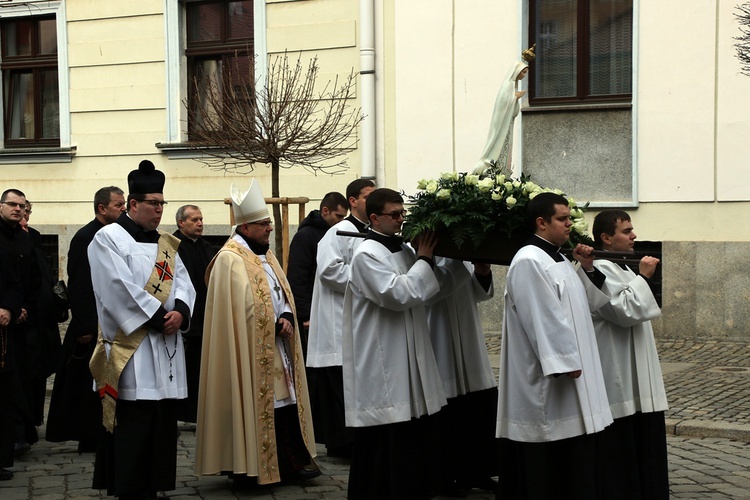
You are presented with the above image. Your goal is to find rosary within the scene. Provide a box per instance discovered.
[163,332,178,381]
[0,326,7,369]
[264,266,282,300]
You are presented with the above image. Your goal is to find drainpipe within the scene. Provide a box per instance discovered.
[360,0,377,181]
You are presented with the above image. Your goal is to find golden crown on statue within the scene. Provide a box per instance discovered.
[522,44,536,63]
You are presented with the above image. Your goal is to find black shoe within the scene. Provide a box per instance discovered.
[0,468,13,481]
[461,477,498,493]
[77,439,97,454]
[294,466,321,481]
[14,441,31,457]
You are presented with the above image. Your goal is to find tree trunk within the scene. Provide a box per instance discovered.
[271,158,284,263]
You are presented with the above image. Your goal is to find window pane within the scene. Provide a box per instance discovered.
[188,3,222,43]
[3,20,33,56]
[41,69,59,138]
[228,54,253,88]
[589,0,632,96]
[228,1,253,40]
[5,72,34,139]
[192,59,224,131]
[535,0,577,98]
[39,18,57,55]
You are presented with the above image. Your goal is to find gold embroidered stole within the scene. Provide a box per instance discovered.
[89,232,181,433]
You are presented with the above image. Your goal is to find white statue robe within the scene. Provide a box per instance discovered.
[88,223,196,401]
[428,258,496,399]
[342,239,446,427]
[307,218,362,368]
[473,61,529,174]
[496,245,613,442]
[592,259,668,418]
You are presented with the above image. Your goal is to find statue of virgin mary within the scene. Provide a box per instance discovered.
[472,60,530,174]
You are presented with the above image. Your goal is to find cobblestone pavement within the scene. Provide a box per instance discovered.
[1,340,749,498]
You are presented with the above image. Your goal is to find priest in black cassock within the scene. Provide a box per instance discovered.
[46,186,126,452]
[173,205,217,424]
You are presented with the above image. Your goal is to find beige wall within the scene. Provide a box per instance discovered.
[3,0,364,237]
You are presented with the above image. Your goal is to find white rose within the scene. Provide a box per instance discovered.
[436,188,451,200]
[570,208,583,219]
[417,179,428,190]
[478,178,494,193]
[504,181,513,191]
[567,197,577,207]
[572,219,589,235]
[441,172,455,181]
[465,174,479,185]
[491,191,503,201]
[523,181,538,194]
[505,196,517,207]
[426,180,438,194]
[512,180,521,188]
[495,174,506,184]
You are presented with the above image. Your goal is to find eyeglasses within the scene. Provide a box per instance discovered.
[0,201,24,209]
[377,210,407,220]
[249,220,273,228]
[140,199,168,207]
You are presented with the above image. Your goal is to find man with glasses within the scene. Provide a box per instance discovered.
[88,160,195,499]
[196,180,318,486]
[343,188,445,500]
[0,189,41,459]
[47,186,126,453]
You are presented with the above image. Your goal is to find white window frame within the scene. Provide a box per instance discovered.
[0,0,72,162]
[162,0,267,153]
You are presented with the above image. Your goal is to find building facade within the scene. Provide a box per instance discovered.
[1,1,748,339]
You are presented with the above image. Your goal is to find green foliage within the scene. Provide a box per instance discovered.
[402,165,593,248]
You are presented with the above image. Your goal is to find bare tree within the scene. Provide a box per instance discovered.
[736,3,750,76]
[186,51,363,258]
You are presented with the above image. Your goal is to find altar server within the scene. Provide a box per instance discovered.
[496,192,612,499]
[343,188,445,500]
[592,209,669,499]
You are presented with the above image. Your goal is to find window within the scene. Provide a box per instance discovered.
[0,16,60,147]
[186,0,254,135]
[529,0,633,105]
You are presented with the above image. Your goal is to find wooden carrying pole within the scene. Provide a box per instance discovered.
[224,196,310,271]
[337,231,660,267]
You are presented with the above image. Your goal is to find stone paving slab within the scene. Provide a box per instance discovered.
[2,339,749,497]
[488,337,750,440]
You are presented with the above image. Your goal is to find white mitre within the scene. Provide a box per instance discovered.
[231,180,269,224]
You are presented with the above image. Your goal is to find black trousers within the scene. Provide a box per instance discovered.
[92,399,178,498]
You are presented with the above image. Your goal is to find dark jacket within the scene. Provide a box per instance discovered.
[66,218,104,338]
[173,230,217,338]
[286,210,330,323]
[0,246,22,373]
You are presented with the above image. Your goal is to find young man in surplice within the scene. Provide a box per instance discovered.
[343,188,445,500]
[496,192,613,499]
[591,209,669,499]
[88,161,195,499]
[306,179,374,459]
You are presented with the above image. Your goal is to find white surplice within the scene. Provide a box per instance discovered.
[88,223,196,401]
[496,245,613,442]
[342,239,446,427]
[428,258,496,399]
[592,259,668,418]
[307,219,362,368]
